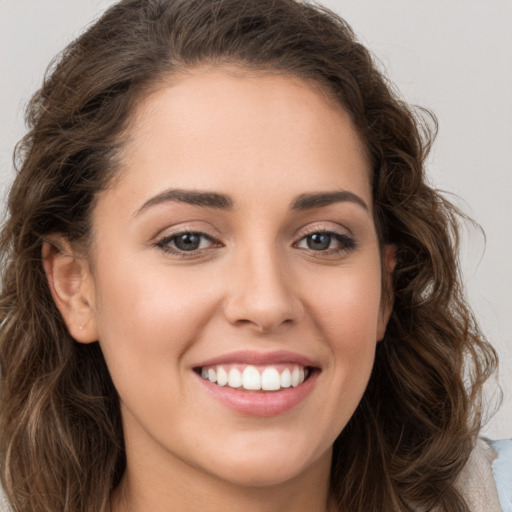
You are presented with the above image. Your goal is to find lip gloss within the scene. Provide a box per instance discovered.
[194,370,318,417]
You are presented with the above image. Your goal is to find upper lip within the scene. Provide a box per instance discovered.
[194,350,320,369]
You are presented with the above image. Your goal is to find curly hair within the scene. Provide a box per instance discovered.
[0,0,497,510]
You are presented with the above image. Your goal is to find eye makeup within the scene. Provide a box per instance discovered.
[154,230,222,257]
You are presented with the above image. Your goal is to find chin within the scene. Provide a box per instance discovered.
[209,461,311,488]
[197,438,332,489]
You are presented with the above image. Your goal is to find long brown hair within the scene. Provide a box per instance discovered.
[0,1,497,510]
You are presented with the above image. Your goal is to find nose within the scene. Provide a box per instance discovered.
[222,245,303,333]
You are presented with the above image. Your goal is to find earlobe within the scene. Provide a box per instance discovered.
[42,238,98,344]
[377,244,397,341]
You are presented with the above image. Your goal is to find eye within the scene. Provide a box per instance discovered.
[155,231,219,255]
[304,232,332,251]
[295,230,356,253]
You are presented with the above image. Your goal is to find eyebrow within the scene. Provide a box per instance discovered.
[134,187,368,217]
[134,189,233,217]
[291,191,368,211]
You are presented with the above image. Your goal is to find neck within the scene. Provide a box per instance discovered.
[111,445,335,512]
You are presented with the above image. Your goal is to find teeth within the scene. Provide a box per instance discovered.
[261,368,280,391]
[200,364,308,391]
[217,366,228,386]
[291,367,300,387]
[242,366,261,390]
[208,368,217,383]
[228,368,242,388]
[280,368,292,388]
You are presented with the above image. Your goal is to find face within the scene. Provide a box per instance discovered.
[71,69,394,490]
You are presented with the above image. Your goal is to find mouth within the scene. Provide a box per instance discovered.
[192,350,320,416]
[194,363,314,392]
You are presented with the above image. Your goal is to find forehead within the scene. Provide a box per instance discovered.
[103,67,372,215]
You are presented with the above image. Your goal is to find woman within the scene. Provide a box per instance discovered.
[0,0,509,511]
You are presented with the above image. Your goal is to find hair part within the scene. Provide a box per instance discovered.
[0,1,497,511]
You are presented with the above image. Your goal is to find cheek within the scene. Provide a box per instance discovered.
[91,254,218,376]
[308,263,383,339]
[303,260,382,385]
[90,260,221,433]
[290,263,382,445]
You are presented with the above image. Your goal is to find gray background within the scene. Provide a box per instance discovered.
[1,0,511,438]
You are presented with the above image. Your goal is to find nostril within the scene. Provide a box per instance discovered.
[223,295,302,333]
[221,258,303,331]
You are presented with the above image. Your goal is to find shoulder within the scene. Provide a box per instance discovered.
[0,484,11,512]
[489,438,512,511]
[0,441,510,512]
[455,437,512,512]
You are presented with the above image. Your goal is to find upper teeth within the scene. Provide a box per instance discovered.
[200,365,307,391]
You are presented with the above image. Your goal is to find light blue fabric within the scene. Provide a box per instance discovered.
[490,439,512,512]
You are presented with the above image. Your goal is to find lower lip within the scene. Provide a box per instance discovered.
[194,371,318,417]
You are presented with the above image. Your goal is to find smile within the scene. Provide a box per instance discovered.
[193,351,319,416]
[198,364,310,391]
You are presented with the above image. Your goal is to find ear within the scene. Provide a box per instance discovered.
[42,237,98,344]
[377,244,397,341]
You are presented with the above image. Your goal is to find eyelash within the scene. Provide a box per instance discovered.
[293,229,356,255]
[154,229,356,258]
[155,231,220,257]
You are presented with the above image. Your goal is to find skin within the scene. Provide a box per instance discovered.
[44,67,395,512]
